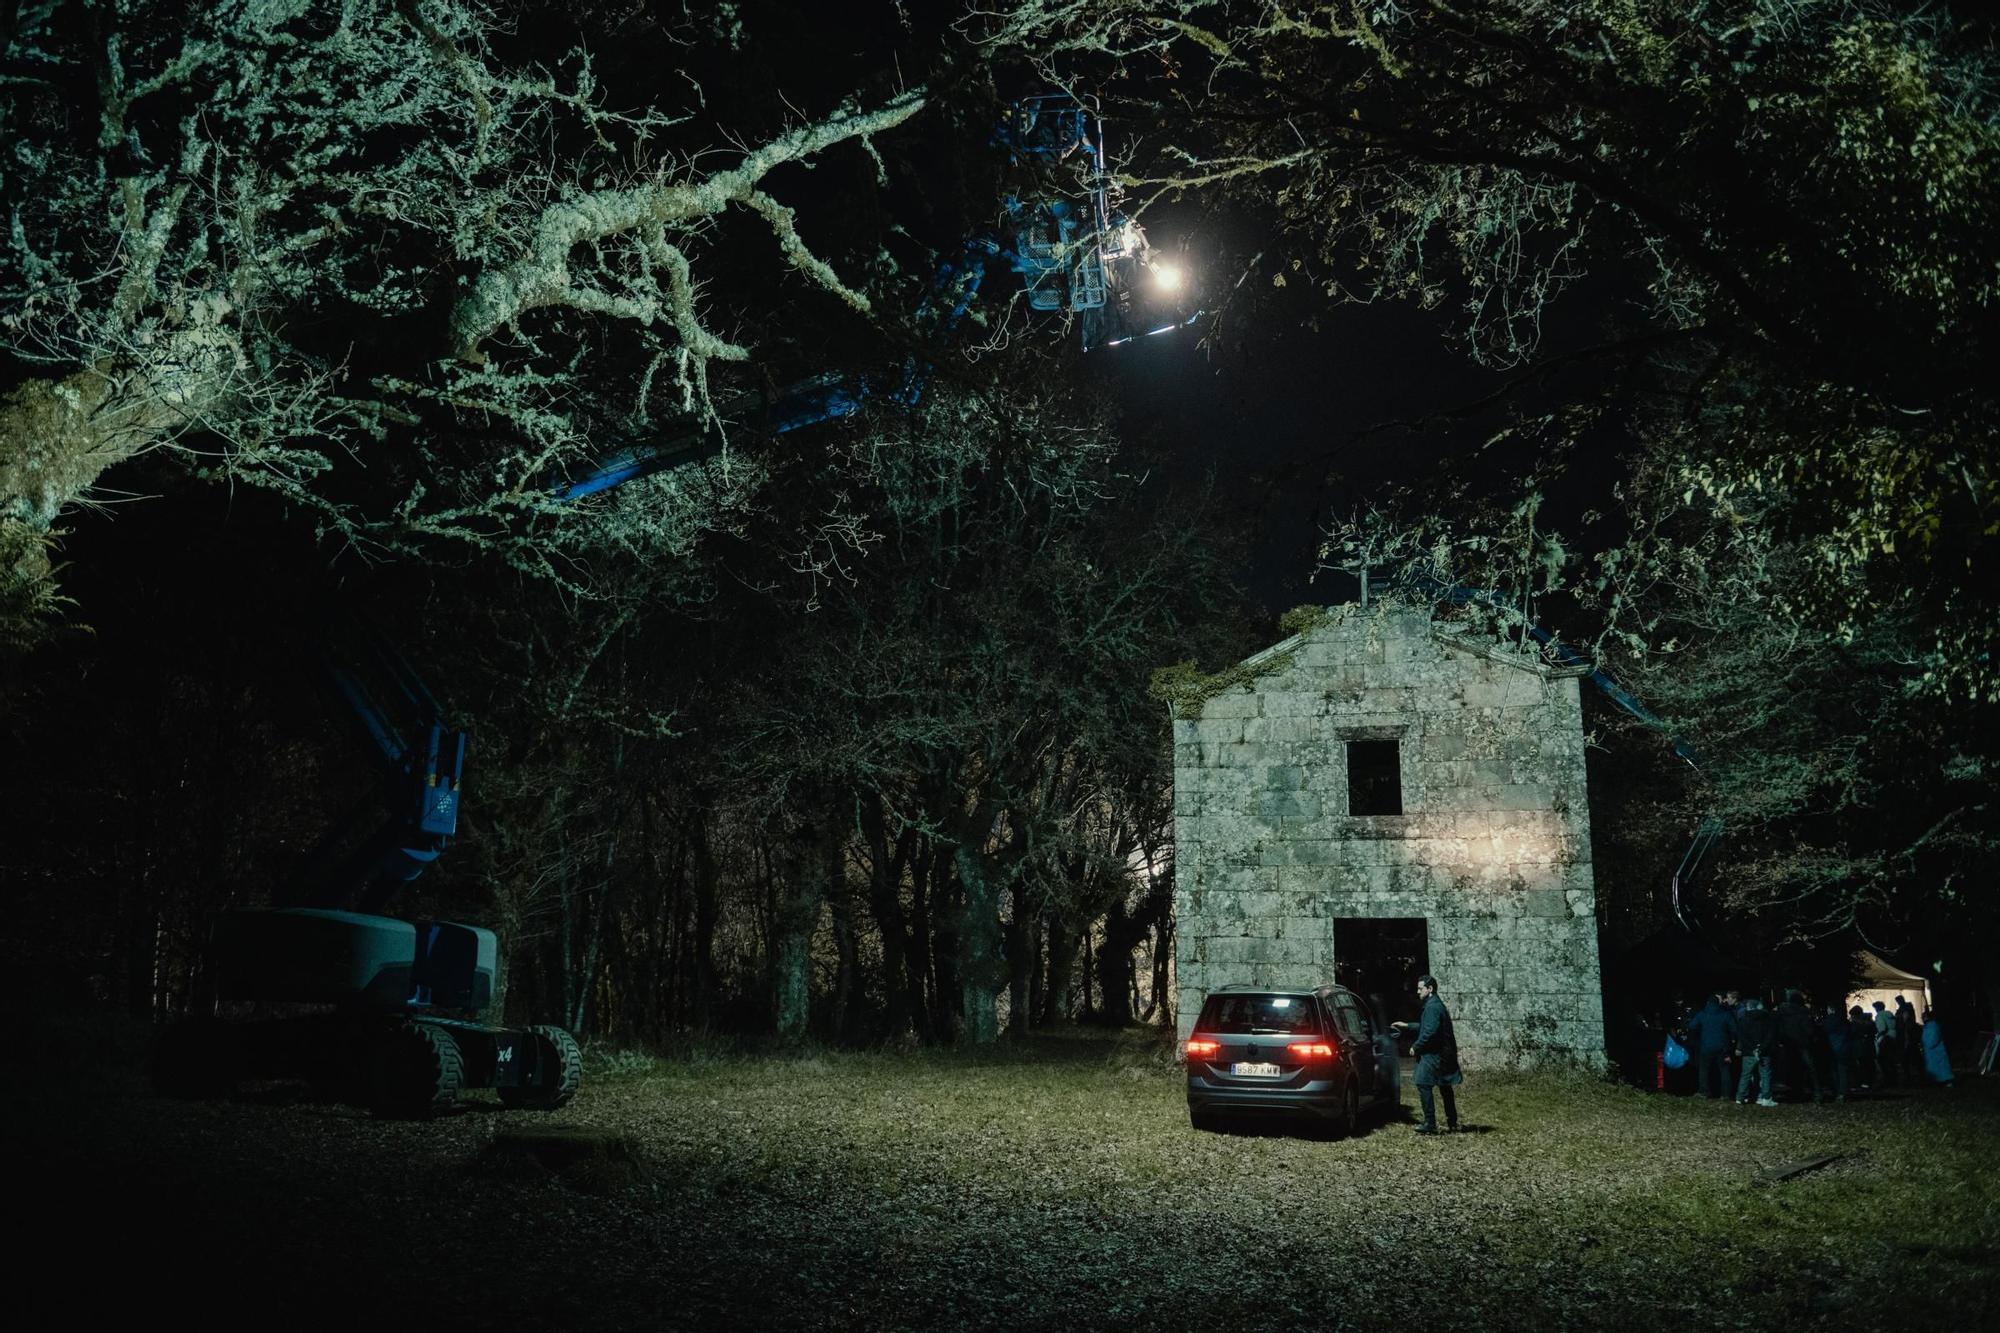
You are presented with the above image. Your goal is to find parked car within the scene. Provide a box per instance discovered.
[1185,984,1396,1135]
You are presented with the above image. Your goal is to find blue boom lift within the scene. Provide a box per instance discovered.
[153,94,1190,1117]
[152,622,583,1117]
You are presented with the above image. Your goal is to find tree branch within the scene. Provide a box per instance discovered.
[449,89,925,358]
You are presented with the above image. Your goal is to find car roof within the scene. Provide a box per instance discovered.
[1208,983,1360,999]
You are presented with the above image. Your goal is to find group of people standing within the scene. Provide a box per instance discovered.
[1679,989,1955,1104]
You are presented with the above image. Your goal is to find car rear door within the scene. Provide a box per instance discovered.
[1195,993,1328,1087]
[1333,994,1378,1093]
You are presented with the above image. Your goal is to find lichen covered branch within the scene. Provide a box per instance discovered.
[449,89,925,358]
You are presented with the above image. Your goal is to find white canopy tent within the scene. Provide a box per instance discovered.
[1844,948,1933,1018]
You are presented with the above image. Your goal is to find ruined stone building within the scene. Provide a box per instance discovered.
[1172,600,1607,1069]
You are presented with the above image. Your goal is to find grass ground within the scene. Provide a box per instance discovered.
[14,1022,1998,1330]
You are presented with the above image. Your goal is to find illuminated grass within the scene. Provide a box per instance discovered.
[22,1024,1998,1330]
[555,1029,1997,1328]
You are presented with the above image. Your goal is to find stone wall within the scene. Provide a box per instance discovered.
[1173,600,1607,1069]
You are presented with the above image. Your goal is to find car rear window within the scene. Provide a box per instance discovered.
[1197,993,1325,1035]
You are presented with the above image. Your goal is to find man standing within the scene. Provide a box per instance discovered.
[1895,995,1921,1081]
[1735,997,1778,1106]
[1392,974,1461,1135]
[1921,1010,1955,1089]
[1684,993,1738,1100]
[1848,1005,1877,1090]
[1774,988,1826,1104]
[1873,1000,1900,1088]
[1822,1002,1853,1102]
[1720,990,1743,1093]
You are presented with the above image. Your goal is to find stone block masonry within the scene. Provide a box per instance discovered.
[1173,600,1607,1071]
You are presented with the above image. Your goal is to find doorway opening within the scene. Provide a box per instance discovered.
[1334,916,1431,1028]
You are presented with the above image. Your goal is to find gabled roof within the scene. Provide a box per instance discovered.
[1853,948,1928,987]
[1237,601,1587,681]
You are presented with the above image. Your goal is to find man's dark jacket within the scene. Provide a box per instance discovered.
[1847,1013,1875,1054]
[1774,998,1816,1051]
[1409,993,1461,1087]
[1686,999,1738,1053]
[1737,1006,1777,1055]
[1896,1000,1919,1052]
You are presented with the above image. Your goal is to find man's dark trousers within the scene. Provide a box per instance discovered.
[1417,1081,1457,1131]
[1697,1051,1728,1098]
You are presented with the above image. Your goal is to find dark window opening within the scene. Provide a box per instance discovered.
[1346,738,1402,815]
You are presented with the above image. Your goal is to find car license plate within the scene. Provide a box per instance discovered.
[1232,1061,1281,1077]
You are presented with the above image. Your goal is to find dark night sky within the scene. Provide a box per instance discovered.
[1104,287,1506,612]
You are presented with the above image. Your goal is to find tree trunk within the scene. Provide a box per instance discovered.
[861,797,916,1041]
[571,801,618,1036]
[1080,921,1096,1021]
[1097,896,1138,1028]
[1029,914,1047,1031]
[955,838,1002,1045]
[826,818,856,1043]
[644,802,669,1043]
[558,855,578,1031]
[1004,904,1035,1039]
[769,813,834,1041]
[930,848,964,1042]
[771,925,812,1039]
[1040,917,1081,1025]
[690,813,720,1032]
[1144,912,1174,1025]
[489,887,520,1025]
[907,839,938,1043]
[574,872,606,1036]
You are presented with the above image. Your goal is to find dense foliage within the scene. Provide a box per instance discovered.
[456,380,1246,1045]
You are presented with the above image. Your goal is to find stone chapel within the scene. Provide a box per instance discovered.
[1172,599,1608,1069]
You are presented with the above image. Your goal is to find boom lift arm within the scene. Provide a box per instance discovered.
[293,627,468,914]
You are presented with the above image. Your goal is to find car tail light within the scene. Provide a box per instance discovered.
[1288,1040,1336,1060]
[1185,1036,1221,1059]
